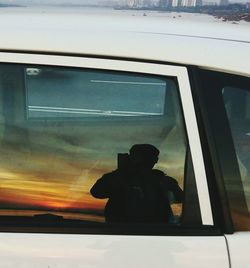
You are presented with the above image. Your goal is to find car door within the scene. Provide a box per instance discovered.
[0,53,229,268]
[192,68,250,268]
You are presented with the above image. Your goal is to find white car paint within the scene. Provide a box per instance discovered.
[0,11,249,77]
[226,233,250,268]
[0,233,229,268]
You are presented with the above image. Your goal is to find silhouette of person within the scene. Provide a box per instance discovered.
[90,144,183,224]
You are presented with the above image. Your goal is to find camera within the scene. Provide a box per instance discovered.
[117,153,130,170]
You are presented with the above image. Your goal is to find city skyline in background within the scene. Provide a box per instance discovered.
[0,0,248,6]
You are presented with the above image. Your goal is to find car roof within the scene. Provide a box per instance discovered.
[0,8,249,76]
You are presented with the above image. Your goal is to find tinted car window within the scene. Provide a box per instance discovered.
[222,86,250,223]
[0,63,201,233]
[26,67,167,119]
[193,68,250,231]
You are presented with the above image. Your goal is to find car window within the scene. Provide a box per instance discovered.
[0,63,202,234]
[222,86,250,229]
[193,68,250,232]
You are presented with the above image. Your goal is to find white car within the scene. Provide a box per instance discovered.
[0,9,249,268]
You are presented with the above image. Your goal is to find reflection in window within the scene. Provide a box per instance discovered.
[0,63,200,229]
[222,87,250,212]
[26,68,167,119]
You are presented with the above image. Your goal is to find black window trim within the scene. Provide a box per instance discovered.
[190,66,250,234]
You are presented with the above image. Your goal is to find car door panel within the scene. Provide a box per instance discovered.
[0,233,229,268]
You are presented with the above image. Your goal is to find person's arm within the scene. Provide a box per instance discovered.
[90,171,120,199]
[165,176,184,203]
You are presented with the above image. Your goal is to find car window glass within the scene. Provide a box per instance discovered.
[26,67,166,119]
[0,63,201,233]
[222,87,250,213]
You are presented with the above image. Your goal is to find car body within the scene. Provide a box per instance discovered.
[0,8,249,268]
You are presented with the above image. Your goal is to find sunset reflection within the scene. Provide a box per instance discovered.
[0,64,186,223]
[0,126,185,222]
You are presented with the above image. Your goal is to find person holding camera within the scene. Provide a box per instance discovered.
[90,144,183,224]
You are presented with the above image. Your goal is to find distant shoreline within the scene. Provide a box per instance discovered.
[0,4,249,23]
[114,5,250,22]
[0,4,100,8]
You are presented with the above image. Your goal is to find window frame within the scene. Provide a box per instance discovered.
[0,52,214,229]
[191,67,250,233]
